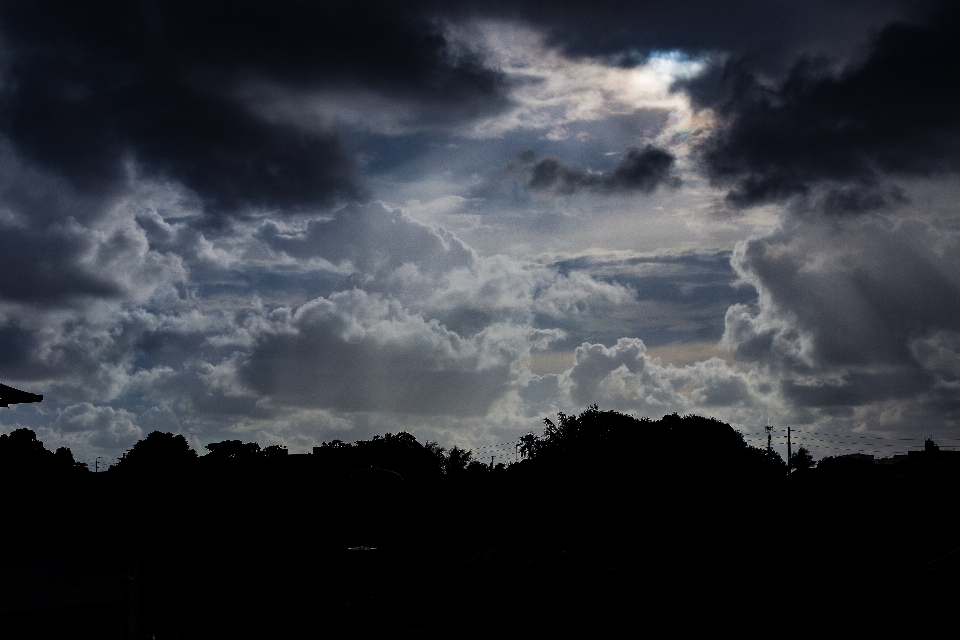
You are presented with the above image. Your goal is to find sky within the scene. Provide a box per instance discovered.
[2,0,960,466]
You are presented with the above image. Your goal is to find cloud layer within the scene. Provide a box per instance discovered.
[3,1,960,465]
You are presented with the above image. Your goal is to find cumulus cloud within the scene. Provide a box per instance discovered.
[239,290,523,415]
[2,199,643,449]
[53,403,142,451]
[723,214,960,420]
[257,203,636,334]
[554,337,756,416]
[239,204,644,416]
[257,203,476,277]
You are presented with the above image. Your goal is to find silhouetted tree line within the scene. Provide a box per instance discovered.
[519,404,789,483]
[85,428,506,485]
[3,407,959,638]
[0,427,90,480]
[3,404,953,499]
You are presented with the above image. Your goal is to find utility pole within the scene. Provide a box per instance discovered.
[765,425,772,452]
[95,456,102,473]
[787,426,792,470]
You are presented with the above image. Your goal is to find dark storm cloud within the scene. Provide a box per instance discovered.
[0,321,41,375]
[0,0,509,217]
[699,2,960,210]
[0,0,918,219]
[0,224,122,305]
[781,370,931,409]
[458,0,903,71]
[512,146,680,196]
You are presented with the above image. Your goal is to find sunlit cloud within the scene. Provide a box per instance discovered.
[467,21,709,139]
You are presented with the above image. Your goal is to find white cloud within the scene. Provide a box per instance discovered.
[51,403,143,453]
[464,21,707,139]
[554,337,757,416]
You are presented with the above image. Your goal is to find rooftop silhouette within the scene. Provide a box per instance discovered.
[0,382,42,407]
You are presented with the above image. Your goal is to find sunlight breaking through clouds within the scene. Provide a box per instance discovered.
[466,21,709,139]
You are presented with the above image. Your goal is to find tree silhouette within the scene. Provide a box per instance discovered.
[205,440,262,461]
[790,446,815,473]
[0,428,87,477]
[54,446,89,472]
[112,431,197,474]
[425,441,446,472]
[263,444,288,458]
[443,445,473,475]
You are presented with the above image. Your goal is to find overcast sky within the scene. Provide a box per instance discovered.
[2,0,959,465]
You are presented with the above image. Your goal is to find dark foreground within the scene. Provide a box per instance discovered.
[3,474,959,638]
[2,412,959,638]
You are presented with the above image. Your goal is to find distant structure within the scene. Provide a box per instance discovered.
[841,438,960,466]
[907,438,960,463]
[0,383,43,407]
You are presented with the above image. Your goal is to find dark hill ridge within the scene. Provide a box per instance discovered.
[1,408,958,638]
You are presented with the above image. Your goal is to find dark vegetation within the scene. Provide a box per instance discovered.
[1,407,958,638]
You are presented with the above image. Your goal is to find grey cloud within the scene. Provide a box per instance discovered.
[911,331,960,381]
[0,223,123,305]
[547,251,757,348]
[722,304,782,365]
[257,202,476,277]
[514,146,681,196]
[238,291,513,415]
[819,185,909,217]
[0,211,187,310]
[245,212,645,417]
[735,221,960,368]
[682,358,752,407]
[0,302,238,408]
[699,2,960,210]
[493,0,905,73]
[53,403,142,450]
[1,204,640,433]
[723,216,960,411]
[0,320,42,377]
[0,1,511,218]
[564,339,670,409]
[257,204,637,342]
[559,338,755,414]
[781,370,931,409]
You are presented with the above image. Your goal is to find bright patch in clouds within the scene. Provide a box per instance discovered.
[468,22,708,138]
